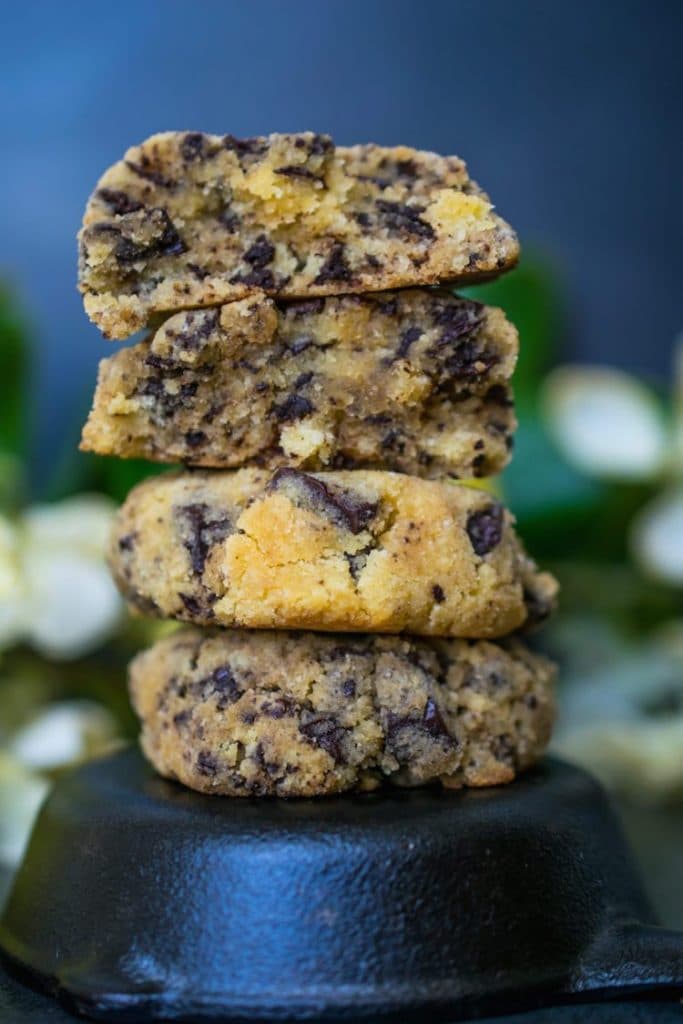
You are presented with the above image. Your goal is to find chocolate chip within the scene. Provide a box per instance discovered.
[268,468,378,534]
[173,709,192,729]
[289,336,313,355]
[218,209,241,232]
[181,132,207,162]
[375,200,434,239]
[466,505,504,556]
[432,584,446,603]
[233,267,275,289]
[274,164,319,181]
[395,326,422,361]
[285,298,326,318]
[185,430,206,447]
[179,592,205,616]
[294,371,314,388]
[244,234,275,268]
[341,678,356,697]
[314,242,352,284]
[299,714,348,762]
[195,664,243,710]
[421,697,451,740]
[96,188,143,215]
[177,503,232,575]
[307,133,333,156]
[345,544,374,581]
[522,584,554,627]
[175,309,220,350]
[196,750,220,776]
[223,134,268,158]
[272,394,315,422]
[118,532,136,552]
[97,208,186,263]
[262,696,296,719]
[187,262,209,280]
[395,159,418,178]
[386,698,455,751]
[128,591,161,616]
[125,159,176,189]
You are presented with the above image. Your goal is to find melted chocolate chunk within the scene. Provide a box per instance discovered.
[288,336,313,355]
[341,678,356,698]
[223,135,268,159]
[244,234,275,269]
[96,188,143,216]
[314,242,352,284]
[125,160,176,189]
[181,132,208,162]
[274,164,320,181]
[262,696,297,719]
[395,326,422,360]
[432,584,446,603]
[375,200,434,239]
[233,267,275,289]
[178,593,206,617]
[466,505,504,556]
[218,209,241,232]
[268,468,378,534]
[174,308,220,350]
[98,208,186,263]
[185,430,206,447]
[272,394,315,422]
[522,585,553,627]
[386,698,455,750]
[177,503,232,575]
[285,298,325,318]
[299,714,348,762]
[196,750,220,776]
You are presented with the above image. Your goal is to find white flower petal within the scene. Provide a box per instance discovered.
[631,487,683,586]
[23,494,117,558]
[10,701,118,770]
[0,753,49,867]
[543,366,667,480]
[21,548,122,659]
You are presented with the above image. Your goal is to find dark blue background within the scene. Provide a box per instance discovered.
[1,0,681,458]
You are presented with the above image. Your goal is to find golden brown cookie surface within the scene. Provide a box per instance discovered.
[130,628,555,797]
[81,290,517,477]
[79,131,519,338]
[110,468,557,637]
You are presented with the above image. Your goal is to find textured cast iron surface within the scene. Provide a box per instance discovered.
[0,748,681,1023]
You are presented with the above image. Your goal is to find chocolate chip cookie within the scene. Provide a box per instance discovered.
[110,467,557,636]
[79,131,519,338]
[129,627,556,796]
[81,290,517,477]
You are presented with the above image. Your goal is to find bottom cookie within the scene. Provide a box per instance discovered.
[129,629,556,797]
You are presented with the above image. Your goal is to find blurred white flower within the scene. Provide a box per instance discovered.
[632,487,683,586]
[0,494,122,659]
[0,752,49,867]
[10,700,119,770]
[0,700,121,867]
[542,365,668,480]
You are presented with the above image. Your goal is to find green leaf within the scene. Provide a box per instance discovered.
[0,284,31,458]
[462,254,562,414]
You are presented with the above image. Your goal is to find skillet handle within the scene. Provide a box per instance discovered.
[572,921,683,998]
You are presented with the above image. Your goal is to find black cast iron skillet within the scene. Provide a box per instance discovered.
[0,747,681,1022]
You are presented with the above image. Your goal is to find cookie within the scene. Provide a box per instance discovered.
[80,291,517,478]
[110,467,557,637]
[79,131,519,338]
[129,627,556,796]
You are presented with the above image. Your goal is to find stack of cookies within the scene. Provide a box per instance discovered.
[78,131,558,797]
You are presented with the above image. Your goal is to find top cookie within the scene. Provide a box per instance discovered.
[79,131,519,338]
